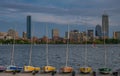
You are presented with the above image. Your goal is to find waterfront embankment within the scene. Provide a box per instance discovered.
[0,72,115,76]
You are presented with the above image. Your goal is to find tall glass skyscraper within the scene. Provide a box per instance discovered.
[102,13,109,38]
[27,15,31,39]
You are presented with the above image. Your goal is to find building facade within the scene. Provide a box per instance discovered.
[52,29,59,41]
[52,29,59,39]
[87,29,94,41]
[113,31,120,40]
[0,32,7,39]
[22,32,27,39]
[65,30,83,43]
[7,29,19,39]
[0,29,18,40]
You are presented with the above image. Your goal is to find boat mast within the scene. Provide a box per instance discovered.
[66,24,69,67]
[103,22,107,68]
[11,29,15,65]
[28,25,33,66]
[84,24,88,67]
[29,38,32,65]
[46,25,49,66]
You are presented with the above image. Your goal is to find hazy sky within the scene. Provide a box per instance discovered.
[0,0,120,38]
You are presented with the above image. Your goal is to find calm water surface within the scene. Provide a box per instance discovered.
[0,44,119,71]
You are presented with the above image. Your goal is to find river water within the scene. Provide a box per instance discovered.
[0,44,119,71]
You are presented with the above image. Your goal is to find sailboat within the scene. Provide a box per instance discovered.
[23,25,40,73]
[42,25,56,73]
[98,25,111,74]
[80,27,92,74]
[60,25,73,73]
[23,43,40,73]
[5,29,22,73]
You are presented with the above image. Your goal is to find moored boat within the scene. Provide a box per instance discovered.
[60,25,73,73]
[23,24,40,73]
[98,13,112,74]
[5,65,22,72]
[42,25,56,73]
[42,66,56,73]
[23,65,40,73]
[79,25,92,74]
[80,67,92,74]
[60,66,73,73]
[99,68,111,74]
[5,29,22,73]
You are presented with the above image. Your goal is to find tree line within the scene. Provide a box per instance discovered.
[0,39,120,44]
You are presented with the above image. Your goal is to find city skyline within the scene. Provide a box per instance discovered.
[1,26,120,41]
[0,0,120,38]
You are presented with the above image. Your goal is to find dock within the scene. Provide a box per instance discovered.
[0,72,115,76]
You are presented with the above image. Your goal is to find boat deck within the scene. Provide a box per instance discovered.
[0,72,115,76]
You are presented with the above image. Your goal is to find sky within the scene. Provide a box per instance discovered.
[0,0,120,38]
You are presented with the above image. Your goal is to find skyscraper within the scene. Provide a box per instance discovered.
[102,13,109,38]
[95,24,102,38]
[27,15,31,39]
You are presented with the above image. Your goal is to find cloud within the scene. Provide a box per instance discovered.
[23,13,101,26]
[0,0,119,16]
[0,0,120,26]
[25,13,78,24]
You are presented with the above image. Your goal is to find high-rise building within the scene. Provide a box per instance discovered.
[95,24,102,38]
[27,15,31,39]
[52,29,59,40]
[102,13,109,38]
